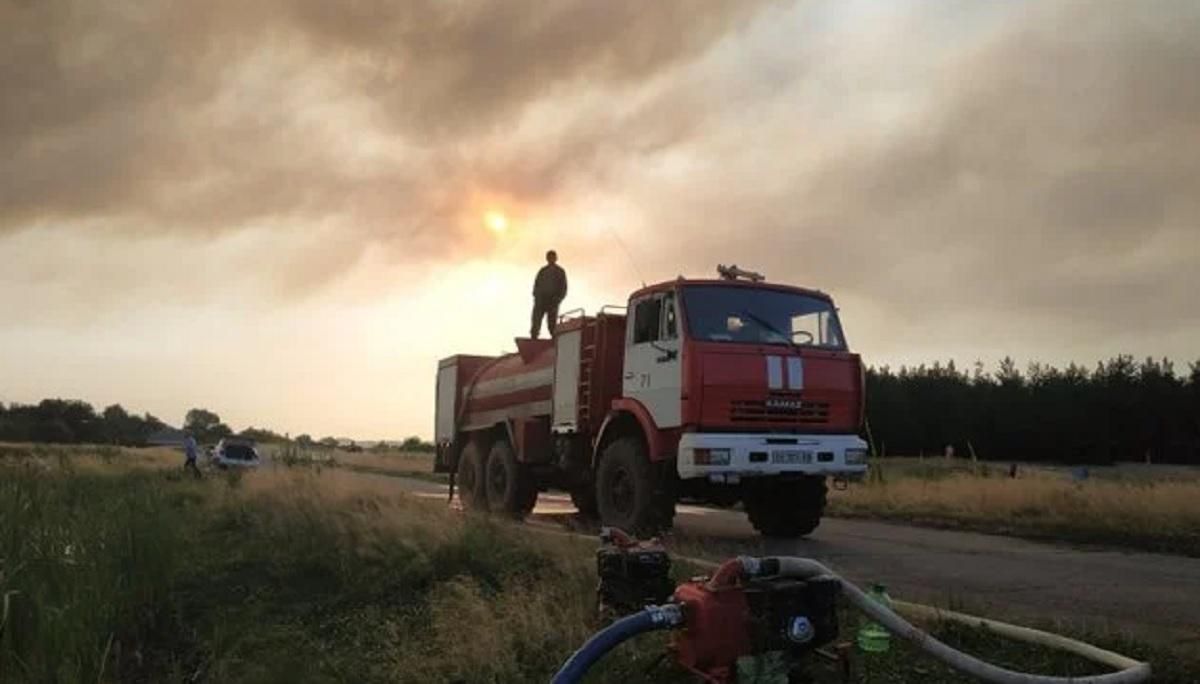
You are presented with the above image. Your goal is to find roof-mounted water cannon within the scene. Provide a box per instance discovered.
[717,264,765,282]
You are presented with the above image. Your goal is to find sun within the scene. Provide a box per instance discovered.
[484,210,509,234]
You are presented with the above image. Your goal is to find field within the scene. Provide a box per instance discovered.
[0,449,668,682]
[315,447,1200,557]
[262,445,1200,556]
[313,446,444,483]
[828,458,1200,557]
[209,444,1200,557]
[3,443,1199,683]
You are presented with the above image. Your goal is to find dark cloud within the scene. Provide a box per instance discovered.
[0,0,772,244]
[284,1,773,137]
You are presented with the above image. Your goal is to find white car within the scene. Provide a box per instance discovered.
[210,438,261,469]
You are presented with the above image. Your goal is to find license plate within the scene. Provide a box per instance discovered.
[772,449,813,465]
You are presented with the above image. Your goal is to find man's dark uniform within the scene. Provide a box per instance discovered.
[531,259,568,338]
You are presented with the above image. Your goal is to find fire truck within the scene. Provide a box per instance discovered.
[433,266,868,537]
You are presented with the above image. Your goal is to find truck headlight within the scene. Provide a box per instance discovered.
[693,448,732,466]
[845,448,868,465]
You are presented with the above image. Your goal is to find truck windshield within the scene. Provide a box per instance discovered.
[680,285,846,349]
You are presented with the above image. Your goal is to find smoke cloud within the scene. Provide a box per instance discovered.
[613,1,1200,359]
[0,1,771,241]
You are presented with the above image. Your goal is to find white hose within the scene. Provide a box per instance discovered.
[892,601,1146,674]
[764,557,1153,684]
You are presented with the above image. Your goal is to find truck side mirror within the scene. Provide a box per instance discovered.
[650,342,677,363]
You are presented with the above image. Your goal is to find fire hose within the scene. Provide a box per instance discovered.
[551,554,1152,684]
[552,605,684,684]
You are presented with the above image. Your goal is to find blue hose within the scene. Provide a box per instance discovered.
[552,607,679,684]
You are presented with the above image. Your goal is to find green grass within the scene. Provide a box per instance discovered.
[0,466,196,681]
[3,457,1196,683]
[842,617,1200,684]
[0,465,677,683]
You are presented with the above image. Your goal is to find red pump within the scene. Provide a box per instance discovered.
[671,559,756,680]
[565,533,841,683]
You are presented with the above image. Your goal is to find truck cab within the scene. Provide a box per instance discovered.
[595,271,868,535]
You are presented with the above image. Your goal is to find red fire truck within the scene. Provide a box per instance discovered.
[433,266,868,537]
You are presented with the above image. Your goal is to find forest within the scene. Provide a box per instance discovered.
[866,356,1200,465]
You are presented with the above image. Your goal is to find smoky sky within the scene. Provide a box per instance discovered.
[615,1,1200,354]
[0,0,771,241]
[2,0,1199,354]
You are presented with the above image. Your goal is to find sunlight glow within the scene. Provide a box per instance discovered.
[484,210,509,234]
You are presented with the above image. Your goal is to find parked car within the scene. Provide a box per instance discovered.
[209,438,261,470]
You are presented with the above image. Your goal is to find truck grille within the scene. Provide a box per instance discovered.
[729,399,830,425]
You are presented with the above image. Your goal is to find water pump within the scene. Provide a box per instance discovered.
[576,529,839,683]
[555,530,1152,684]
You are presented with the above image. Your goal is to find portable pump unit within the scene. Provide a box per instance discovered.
[591,528,841,682]
[561,531,1154,684]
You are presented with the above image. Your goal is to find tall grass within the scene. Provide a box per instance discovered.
[830,463,1200,555]
[0,442,180,471]
[0,465,673,683]
[196,470,674,682]
[321,448,440,479]
[0,467,200,681]
[6,452,1198,682]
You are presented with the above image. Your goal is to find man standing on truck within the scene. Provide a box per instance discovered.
[530,249,567,338]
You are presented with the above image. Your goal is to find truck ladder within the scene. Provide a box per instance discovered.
[577,318,597,427]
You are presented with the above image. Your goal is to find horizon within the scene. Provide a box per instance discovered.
[4,351,1194,443]
[3,0,1198,441]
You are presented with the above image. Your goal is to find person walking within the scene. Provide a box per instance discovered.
[183,433,202,478]
[531,249,567,338]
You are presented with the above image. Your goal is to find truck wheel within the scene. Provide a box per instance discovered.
[744,476,827,538]
[456,442,488,510]
[484,441,536,518]
[595,437,675,536]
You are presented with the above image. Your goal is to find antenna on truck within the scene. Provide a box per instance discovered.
[605,224,647,288]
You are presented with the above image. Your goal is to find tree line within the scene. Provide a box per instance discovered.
[6,356,1198,465]
[0,400,434,452]
[0,400,167,446]
[866,356,1200,465]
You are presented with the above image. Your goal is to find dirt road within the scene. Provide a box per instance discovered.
[373,471,1200,647]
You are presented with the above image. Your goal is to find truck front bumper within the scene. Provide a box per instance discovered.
[676,432,869,481]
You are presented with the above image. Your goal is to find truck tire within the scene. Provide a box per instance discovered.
[484,441,537,518]
[595,437,675,536]
[456,441,488,510]
[744,476,827,538]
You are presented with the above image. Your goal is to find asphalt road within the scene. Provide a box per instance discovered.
[367,470,1200,648]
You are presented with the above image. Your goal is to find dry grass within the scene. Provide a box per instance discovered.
[0,441,179,471]
[331,448,437,476]
[830,464,1200,555]
[0,440,437,481]
[251,443,441,481]
[1,454,668,682]
[198,466,667,681]
[208,469,676,682]
[7,447,1200,682]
